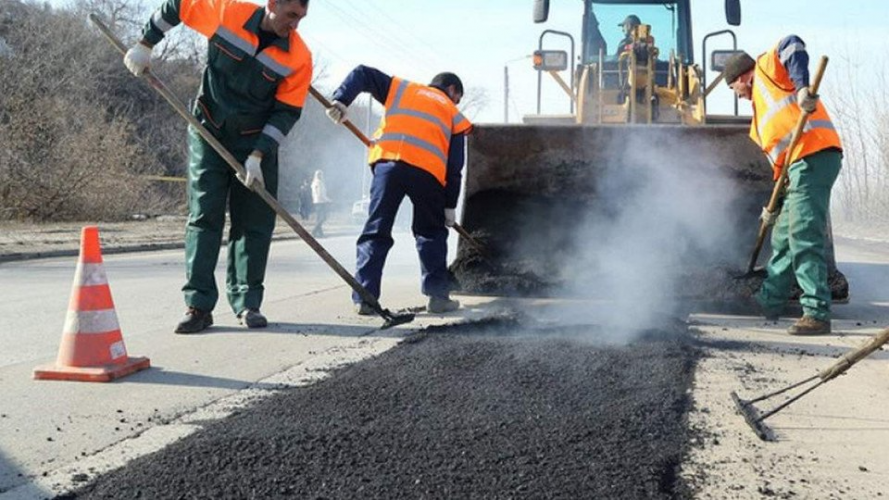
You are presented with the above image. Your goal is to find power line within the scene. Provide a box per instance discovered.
[316,2,436,76]
[344,0,449,69]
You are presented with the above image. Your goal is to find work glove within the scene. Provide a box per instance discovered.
[796,87,818,113]
[238,153,265,189]
[760,206,780,227]
[326,100,348,125]
[444,208,456,227]
[123,42,153,77]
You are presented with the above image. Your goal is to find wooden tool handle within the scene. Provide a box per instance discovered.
[308,86,372,147]
[746,56,829,273]
[819,327,889,381]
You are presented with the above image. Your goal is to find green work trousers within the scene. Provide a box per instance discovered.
[756,149,841,321]
[183,126,278,314]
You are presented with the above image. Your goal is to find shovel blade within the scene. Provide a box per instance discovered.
[381,311,415,329]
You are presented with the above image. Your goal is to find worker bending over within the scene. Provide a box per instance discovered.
[124,0,312,333]
[724,35,842,335]
[325,66,472,314]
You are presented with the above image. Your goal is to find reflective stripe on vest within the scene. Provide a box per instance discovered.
[749,45,841,179]
[368,78,472,185]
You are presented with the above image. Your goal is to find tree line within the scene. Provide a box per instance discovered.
[0,0,394,221]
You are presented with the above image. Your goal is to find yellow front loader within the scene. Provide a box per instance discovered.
[451,0,848,304]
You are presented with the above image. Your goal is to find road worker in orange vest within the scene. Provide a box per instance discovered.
[325,66,472,315]
[724,35,843,336]
[123,0,312,333]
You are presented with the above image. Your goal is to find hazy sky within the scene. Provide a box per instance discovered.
[51,0,888,121]
[292,0,889,122]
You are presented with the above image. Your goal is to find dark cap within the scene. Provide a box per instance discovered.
[429,72,463,95]
[723,51,756,86]
[618,15,641,27]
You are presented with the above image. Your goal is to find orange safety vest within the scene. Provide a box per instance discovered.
[368,77,473,186]
[750,43,842,180]
[175,0,311,108]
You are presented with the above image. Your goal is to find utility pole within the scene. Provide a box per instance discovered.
[503,55,531,125]
[503,65,509,123]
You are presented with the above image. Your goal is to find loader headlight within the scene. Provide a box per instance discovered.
[533,50,568,71]
[710,50,745,72]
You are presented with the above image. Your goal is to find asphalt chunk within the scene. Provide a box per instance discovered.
[66,322,699,500]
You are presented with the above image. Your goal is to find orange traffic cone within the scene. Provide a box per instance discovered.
[33,226,150,382]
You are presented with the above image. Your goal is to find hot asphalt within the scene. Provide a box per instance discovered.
[64,319,699,499]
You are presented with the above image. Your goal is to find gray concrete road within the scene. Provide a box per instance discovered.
[2,226,889,499]
[0,226,481,498]
[682,236,889,498]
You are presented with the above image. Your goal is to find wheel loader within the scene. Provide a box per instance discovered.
[450,0,848,305]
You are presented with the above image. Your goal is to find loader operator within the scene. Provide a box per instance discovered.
[123,0,312,334]
[324,66,472,315]
[615,14,641,56]
[724,36,842,336]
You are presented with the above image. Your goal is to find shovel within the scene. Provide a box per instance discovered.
[732,326,889,441]
[307,87,495,261]
[737,56,829,279]
[90,14,413,329]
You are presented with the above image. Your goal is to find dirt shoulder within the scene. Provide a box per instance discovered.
[0,216,308,263]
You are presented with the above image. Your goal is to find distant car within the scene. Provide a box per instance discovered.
[350,197,411,230]
[351,198,370,223]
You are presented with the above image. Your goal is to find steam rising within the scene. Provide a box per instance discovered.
[553,131,741,333]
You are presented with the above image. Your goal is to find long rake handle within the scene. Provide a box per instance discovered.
[819,327,889,381]
[740,327,889,431]
[745,56,829,274]
[307,87,492,257]
[89,14,397,322]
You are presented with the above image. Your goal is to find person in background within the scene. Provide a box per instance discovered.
[298,177,313,221]
[325,65,472,315]
[310,170,331,237]
[723,35,842,335]
[123,0,312,333]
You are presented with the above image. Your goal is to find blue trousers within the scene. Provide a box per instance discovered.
[353,161,449,303]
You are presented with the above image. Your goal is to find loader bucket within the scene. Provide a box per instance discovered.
[449,124,848,304]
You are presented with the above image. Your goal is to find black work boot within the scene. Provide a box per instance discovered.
[238,309,268,329]
[427,296,460,314]
[787,316,831,336]
[175,307,213,334]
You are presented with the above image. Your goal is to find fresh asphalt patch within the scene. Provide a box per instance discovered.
[62,319,700,499]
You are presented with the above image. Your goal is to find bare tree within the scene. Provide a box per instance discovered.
[0,0,192,220]
[828,47,889,224]
[460,85,490,121]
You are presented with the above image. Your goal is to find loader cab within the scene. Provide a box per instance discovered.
[530,0,743,124]
[583,2,685,90]
[535,0,693,64]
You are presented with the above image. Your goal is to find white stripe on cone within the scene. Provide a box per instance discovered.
[63,309,121,335]
[73,262,108,287]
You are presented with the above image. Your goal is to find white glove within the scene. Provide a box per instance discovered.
[760,206,779,227]
[444,208,456,227]
[326,100,348,125]
[797,87,818,113]
[123,42,153,77]
[239,153,265,189]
